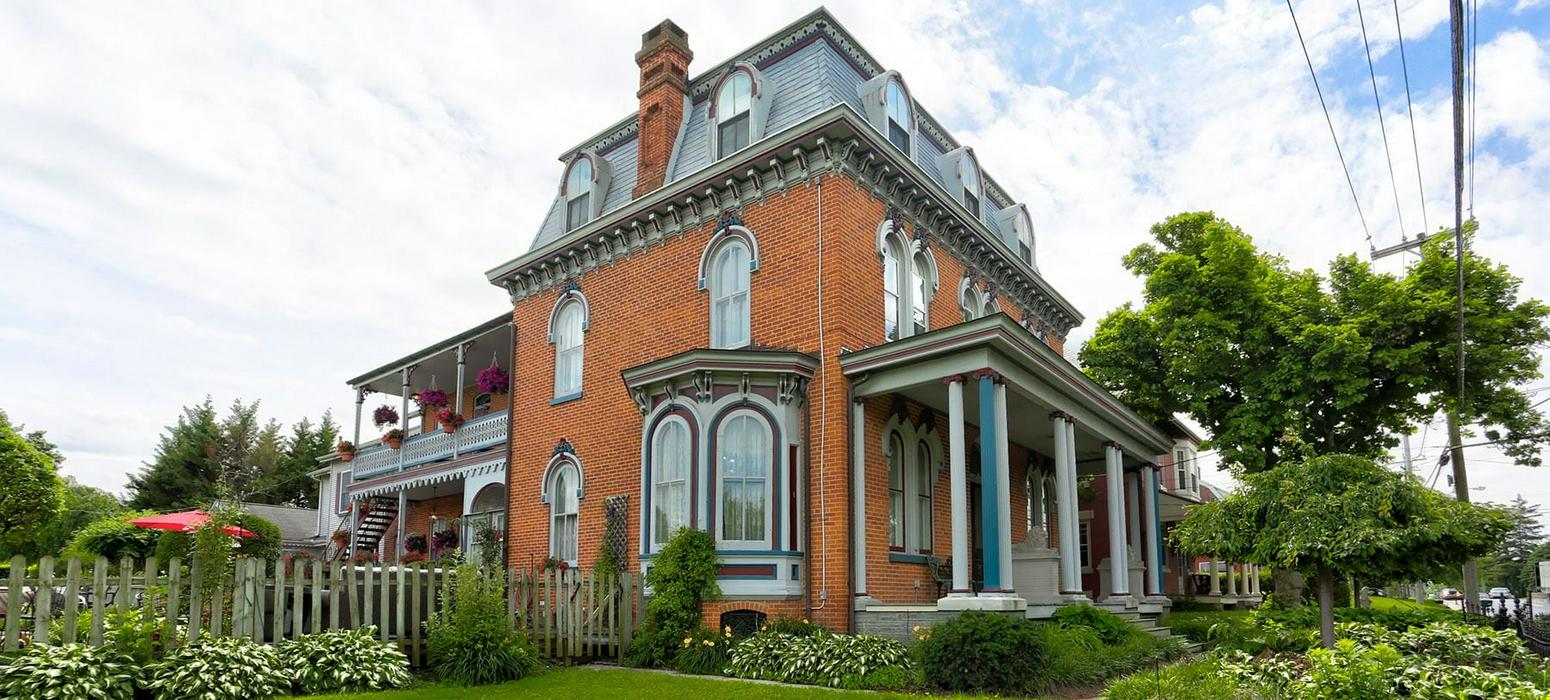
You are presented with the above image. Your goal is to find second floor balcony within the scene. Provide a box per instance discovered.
[351,410,508,480]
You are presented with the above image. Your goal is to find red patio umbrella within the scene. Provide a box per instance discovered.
[129,510,255,538]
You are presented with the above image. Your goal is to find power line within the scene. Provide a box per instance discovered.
[1286,0,1374,253]
[1391,0,1428,236]
[1357,0,1408,242]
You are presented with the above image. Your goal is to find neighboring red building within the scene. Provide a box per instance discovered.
[320,9,1210,634]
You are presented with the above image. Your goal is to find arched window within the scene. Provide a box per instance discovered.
[716,72,753,159]
[887,431,905,550]
[717,411,770,545]
[549,462,579,564]
[960,155,981,219]
[910,251,930,335]
[885,80,911,152]
[553,300,585,398]
[651,417,691,548]
[471,483,506,514]
[709,240,751,348]
[961,279,986,322]
[914,440,933,552]
[565,157,593,230]
[882,236,903,341]
[472,392,493,417]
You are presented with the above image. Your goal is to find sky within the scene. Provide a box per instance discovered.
[1,0,1547,520]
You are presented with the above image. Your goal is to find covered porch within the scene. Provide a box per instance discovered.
[840,315,1176,625]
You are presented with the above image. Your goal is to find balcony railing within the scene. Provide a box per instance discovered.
[351,411,507,481]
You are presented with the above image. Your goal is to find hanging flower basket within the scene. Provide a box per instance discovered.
[331,530,350,546]
[414,388,449,411]
[335,440,356,462]
[432,528,459,552]
[476,363,510,395]
[382,428,405,449]
[372,405,399,429]
[436,407,465,434]
[403,533,428,555]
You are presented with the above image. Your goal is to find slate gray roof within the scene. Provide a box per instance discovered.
[238,502,320,545]
[528,8,1027,254]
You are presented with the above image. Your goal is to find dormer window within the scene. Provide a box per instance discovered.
[565,158,593,230]
[885,80,911,153]
[716,72,753,159]
[960,156,981,219]
[1017,220,1033,263]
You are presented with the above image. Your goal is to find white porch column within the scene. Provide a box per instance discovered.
[453,343,468,457]
[1142,465,1163,597]
[1252,566,1261,595]
[398,366,414,470]
[1210,558,1222,595]
[1125,471,1141,557]
[1103,443,1130,600]
[851,397,870,605]
[946,377,971,597]
[351,387,366,446]
[1052,412,1081,595]
[993,380,1015,594]
[395,489,407,563]
[1226,562,1238,596]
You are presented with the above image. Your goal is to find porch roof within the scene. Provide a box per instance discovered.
[348,453,506,501]
[839,314,1172,462]
[347,314,514,395]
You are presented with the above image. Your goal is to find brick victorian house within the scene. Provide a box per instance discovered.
[317,8,1210,635]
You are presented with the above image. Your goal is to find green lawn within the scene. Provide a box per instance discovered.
[318,667,977,700]
[1367,595,1443,612]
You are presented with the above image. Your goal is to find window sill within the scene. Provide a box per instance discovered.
[550,391,583,406]
[888,552,931,565]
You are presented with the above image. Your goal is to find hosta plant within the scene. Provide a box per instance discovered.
[278,627,412,694]
[144,635,289,700]
[0,643,138,700]
[726,631,912,688]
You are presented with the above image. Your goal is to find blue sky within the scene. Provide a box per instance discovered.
[1,0,1547,519]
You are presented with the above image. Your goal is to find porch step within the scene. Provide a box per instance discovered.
[352,496,400,559]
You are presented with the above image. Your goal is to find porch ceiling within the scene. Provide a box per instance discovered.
[349,315,514,396]
[841,314,1172,466]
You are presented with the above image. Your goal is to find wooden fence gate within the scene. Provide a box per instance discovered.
[0,555,639,665]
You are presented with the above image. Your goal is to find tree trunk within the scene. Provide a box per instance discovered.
[1317,564,1336,649]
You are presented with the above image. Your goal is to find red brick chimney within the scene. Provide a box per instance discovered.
[634,19,692,198]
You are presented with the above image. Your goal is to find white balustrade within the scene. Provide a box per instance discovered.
[349,412,508,481]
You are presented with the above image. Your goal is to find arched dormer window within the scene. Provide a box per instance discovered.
[700,226,759,349]
[993,204,1037,269]
[960,156,981,218]
[885,79,911,153]
[548,289,589,400]
[564,158,593,230]
[709,63,770,162]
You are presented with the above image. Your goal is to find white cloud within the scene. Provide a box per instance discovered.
[0,0,1545,530]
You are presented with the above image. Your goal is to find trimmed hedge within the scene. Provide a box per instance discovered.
[918,611,1049,695]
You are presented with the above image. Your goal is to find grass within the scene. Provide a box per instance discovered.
[317,667,958,699]
[1367,595,1440,612]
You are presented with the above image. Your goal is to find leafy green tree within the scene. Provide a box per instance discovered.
[1171,454,1512,648]
[1080,213,1548,473]
[2,477,123,558]
[65,510,162,561]
[0,409,62,545]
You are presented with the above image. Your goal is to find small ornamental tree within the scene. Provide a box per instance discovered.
[1171,454,1512,648]
[626,528,719,667]
[0,409,61,544]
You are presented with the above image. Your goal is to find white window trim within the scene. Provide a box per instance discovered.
[650,415,692,550]
[876,219,937,340]
[560,151,612,231]
[857,69,917,161]
[548,290,590,399]
[715,409,774,549]
[708,239,752,349]
[699,226,760,350]
[882,414,939,555]
[708,62,770,162]
[548,462,580,565]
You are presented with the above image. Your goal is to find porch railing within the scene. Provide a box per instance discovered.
[1,554,637,665]
[352,412,507,480]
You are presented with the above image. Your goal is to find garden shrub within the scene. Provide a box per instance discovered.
[0,642,138,700]
[625,528,719,668]
[840,664,919,691]
[65,511,161,561]
[278,627,412,694]
[426,563,539,686]
[917,611,1048,695]
[760,615,827,637]
[673,626,735,675]
[1101,657,1250,700]
[144,635,290,700]
[1042,623,1187,688]
[725,631,911,688]
[1051,604,1134,645]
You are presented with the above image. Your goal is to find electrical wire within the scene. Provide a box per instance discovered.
[1391,0,1429,236]
[1357,0,1408,242]
[1286,0,1374,253]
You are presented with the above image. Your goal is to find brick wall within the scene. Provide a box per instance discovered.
[502,173,1066,630]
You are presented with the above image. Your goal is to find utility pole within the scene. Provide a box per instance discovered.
[1448,0,1478,616]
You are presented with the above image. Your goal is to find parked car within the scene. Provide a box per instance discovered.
[1488,586,1514,598]
[1439,588,1463,601]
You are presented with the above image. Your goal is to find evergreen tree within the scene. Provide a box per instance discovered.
[1487,496,1546,596]
[248,413,338,507]
[127,399,222,510]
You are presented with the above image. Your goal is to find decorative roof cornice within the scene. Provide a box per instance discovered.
[489,105,1082,339]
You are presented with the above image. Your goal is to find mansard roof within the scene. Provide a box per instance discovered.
[526,8,1024,255]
